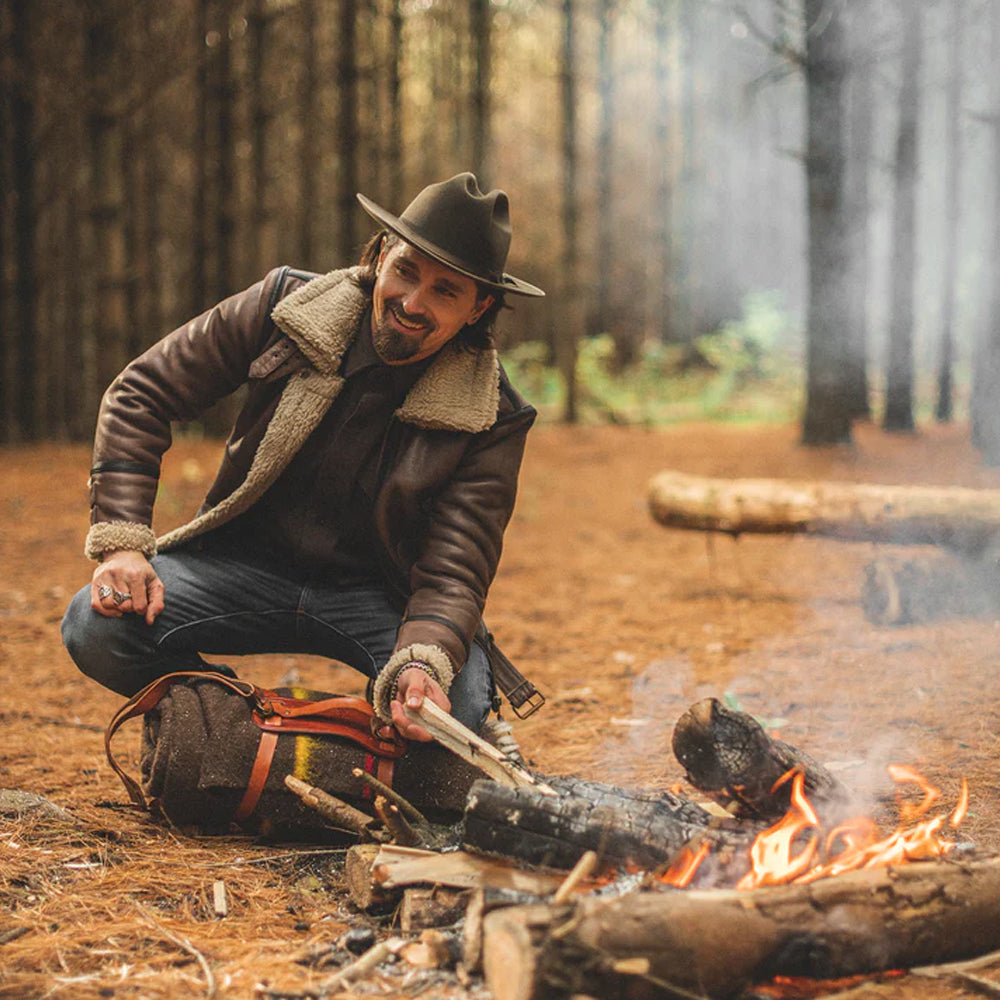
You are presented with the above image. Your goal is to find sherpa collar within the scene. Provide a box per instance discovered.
[271,266,501,434]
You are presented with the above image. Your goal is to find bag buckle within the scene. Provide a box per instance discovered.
[506,681,546,719]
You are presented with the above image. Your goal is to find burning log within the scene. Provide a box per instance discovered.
[862,552,1000,625]
[461,775,753,874]
[671,697,850,821]
[481,856,1000,1000]
[648,470,1000,554]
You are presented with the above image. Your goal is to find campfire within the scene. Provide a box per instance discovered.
[275,695,999,1000]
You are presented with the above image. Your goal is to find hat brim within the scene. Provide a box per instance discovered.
[357,192,545,298]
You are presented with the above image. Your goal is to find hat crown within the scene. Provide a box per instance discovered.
[356,172,544,296]
[400,173,511,284]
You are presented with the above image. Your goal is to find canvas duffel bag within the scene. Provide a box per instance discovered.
[104,670,483,835]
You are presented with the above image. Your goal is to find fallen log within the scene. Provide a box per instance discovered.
[862,552,1000,625]
[648,470,1000,554]
[482,855,1000,1000]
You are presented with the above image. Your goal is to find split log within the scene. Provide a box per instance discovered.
[482,855,1000,1000]
[671,697,850,821]
[648,470,1000,554]
[462,776,752,874]
[347,843,571,905]
[345,843,398,913]
[862,552,1000,625]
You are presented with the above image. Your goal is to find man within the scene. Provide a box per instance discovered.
[62,172,544,743]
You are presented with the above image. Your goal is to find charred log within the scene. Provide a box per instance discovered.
[672,698,850,821]
[461,775,752,874]
[482,855,1000,1000]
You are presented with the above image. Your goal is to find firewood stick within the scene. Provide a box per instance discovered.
[312,937,406,993]
[374,794,421,847]
[551,850,599,904]
[351,766,428,825]
[283,775,374,836]
[404,699,556,795]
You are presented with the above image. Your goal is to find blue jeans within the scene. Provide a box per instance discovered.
[61,542,494,731]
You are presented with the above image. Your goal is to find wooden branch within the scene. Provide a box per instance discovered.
[351,766,428,825]
[404,699,555,794]
[648,470,1000,553]
[373,794,420,847]
[283,775,375,837]
[482,856,1000,1000]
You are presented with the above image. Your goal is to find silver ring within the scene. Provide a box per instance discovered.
[112,590,130,606]
[98,585,113,600]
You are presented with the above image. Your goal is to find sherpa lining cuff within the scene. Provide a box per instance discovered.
[372,643,456,722]
[85,521,158,561]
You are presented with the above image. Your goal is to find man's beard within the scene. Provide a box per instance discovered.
[372,303,433,363]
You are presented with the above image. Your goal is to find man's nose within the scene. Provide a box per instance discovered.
[401,285,428,315]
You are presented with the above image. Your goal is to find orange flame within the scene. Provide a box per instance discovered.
[737,764,966,889]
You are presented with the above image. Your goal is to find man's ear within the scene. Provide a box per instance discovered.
[470,294,495,324]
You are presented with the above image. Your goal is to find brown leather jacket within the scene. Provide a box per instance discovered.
[85,266,536,680]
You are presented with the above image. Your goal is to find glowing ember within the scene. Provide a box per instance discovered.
[662,764,968,891]
[661,840,711,888]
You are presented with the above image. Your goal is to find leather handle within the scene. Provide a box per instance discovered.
[104,671,258,809]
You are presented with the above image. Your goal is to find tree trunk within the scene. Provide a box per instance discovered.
[86,1,129,398]
[801,0,852,445]
[971,0,1000,460]
[843,0,875,421]
[648,469,1000,553]
[883,0,922,433]
[385,0,404,208]
[336,0,359,263]
[249,0,277,274]
[937,0,964,424]
[481,857,1000,1000]
[558,0,580,424]
[469,0,492,185]
[591,0,616,344]
[652,1,673,348]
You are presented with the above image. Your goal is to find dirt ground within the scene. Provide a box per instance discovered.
[3,420,1000,1000]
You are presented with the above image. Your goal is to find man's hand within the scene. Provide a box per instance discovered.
[389,665,451,742]
[91,550,165,625]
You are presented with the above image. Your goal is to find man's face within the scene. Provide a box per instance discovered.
[371,241,494,365]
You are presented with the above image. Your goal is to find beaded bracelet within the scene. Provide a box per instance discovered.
[388,660,441,703]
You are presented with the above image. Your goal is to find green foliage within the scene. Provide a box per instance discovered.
[503,291,803,425]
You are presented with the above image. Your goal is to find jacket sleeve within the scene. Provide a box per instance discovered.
[371,394,535,717]
[84,271,285,560]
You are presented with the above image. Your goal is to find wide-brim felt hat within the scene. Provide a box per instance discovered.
[357,172,545,298]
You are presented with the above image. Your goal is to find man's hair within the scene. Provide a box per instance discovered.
[358,230,506,351]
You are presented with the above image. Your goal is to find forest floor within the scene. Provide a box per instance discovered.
[3,420,1000,1000]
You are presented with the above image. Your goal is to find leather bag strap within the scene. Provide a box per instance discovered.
[233,730,280,823]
